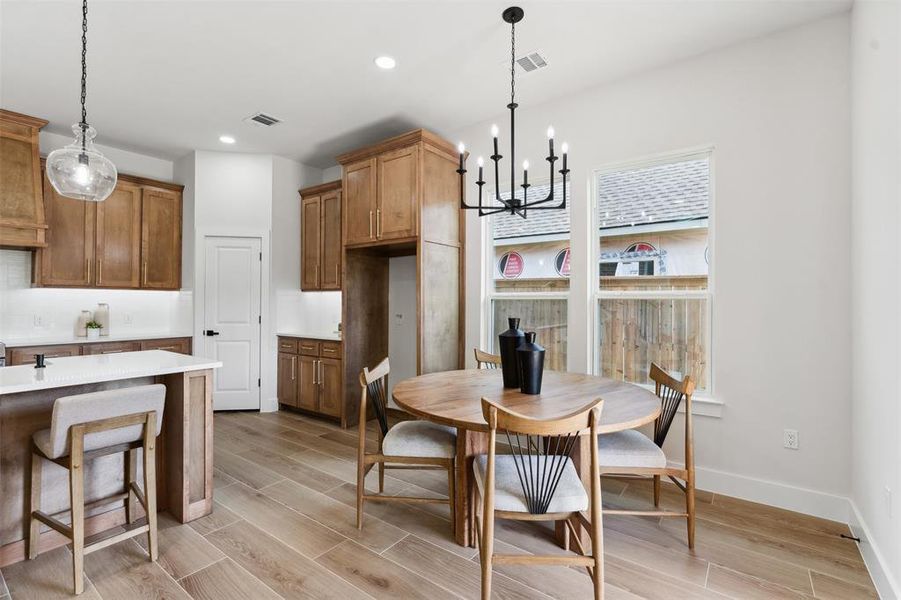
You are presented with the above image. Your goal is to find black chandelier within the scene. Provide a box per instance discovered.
[457,6,569,219]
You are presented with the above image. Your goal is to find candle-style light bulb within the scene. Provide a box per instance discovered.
[523,160,529,171]
[561,142,569,171]
[547,126,555,139]
[491,124,499,138]
[522,160,529,188]
[547,126,555,157]
[457,142,465,171]
[477,156,484,167]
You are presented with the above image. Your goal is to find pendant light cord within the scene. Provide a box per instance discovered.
[80,0,88,130]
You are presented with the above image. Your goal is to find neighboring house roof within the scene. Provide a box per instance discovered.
[492,157,709,240]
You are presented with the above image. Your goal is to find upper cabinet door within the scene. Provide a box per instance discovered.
[0,111,47,248]
[301,195,322,290]
[377,144,419,241]
[320,190,342,290]
[343,158,377,246]
[95,181,142,288]
[141,187,182,290]
[39,170,95,287]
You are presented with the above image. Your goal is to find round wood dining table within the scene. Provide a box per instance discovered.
[393,368,661,547]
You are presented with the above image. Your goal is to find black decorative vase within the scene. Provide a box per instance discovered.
[498,317,525,388]
[517,332,545,395]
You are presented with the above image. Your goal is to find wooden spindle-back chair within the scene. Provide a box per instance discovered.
[473,348,502,370]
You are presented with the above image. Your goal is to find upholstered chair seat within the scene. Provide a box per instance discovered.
[382,420,457,459]
[473,454,588,513]
[598,429,667,469]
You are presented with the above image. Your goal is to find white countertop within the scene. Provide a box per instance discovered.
[4,332,193,348]
[276,331,342,342]
[0,350,221,395]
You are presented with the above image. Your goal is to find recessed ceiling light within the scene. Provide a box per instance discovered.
[219,135,236,144]
[374,56,396,70]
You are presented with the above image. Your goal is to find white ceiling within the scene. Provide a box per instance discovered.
[1,0,850,168]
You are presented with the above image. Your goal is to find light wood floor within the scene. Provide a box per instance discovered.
[2,410,877,599]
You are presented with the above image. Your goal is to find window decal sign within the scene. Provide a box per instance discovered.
[554,247,571,277]
[625,242,656,253]
[498,251,524,278]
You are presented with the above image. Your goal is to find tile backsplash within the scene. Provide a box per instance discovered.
[0,249,192,341]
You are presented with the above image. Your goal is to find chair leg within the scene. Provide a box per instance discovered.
[70,447,85,594]
[480,501,494,599]
[686,479,696,550]
[28,451,42,560]
[653,474,661,508]
[143,437,158,562]
[125,449,138,524]
[446,461,456,535]
[378,461,385,493]
[356,458,365,530]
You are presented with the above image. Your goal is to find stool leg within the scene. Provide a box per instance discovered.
[125,449,138,523]
[69,436,85,595]
[28,451,42,560]
[143,435,158,562]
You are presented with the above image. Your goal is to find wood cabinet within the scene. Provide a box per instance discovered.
[4,336,191,365]
[299,181,342,291]
[36,171,183,290]
[276,336,344,421]
[0,110,48,249]
[377,145,419,241]
[342,159,377,246]
[95,181,142,288]
[141,187,182,289]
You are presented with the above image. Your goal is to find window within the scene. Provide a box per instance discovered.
[594,151,712,391]
[488,180,570,370]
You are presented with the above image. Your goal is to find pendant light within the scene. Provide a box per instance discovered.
[457,6,569,219]
[46,0,117,202]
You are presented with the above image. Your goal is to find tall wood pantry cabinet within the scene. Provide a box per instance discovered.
[299,180,342,291]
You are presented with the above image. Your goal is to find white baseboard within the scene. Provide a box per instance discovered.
[675,464,895,598]
[849,501,900,600]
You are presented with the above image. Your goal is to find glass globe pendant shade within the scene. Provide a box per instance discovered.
[46,123,117,202]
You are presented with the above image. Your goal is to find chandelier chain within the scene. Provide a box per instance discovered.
[510,20,515,105]
[80,0,88,128]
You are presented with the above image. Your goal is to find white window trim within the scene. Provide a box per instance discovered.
[590,146,721,415]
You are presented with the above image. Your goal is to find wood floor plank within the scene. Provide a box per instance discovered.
[83,539,192,599]
[237,445,346,492]
[216,481,345,559]
[604,555,730,599]
[603,528,709,587]
[134,513,224,579]
[213,467,237,490]
[213,447,285,490]
[205,520,371,599]
[188,501,242,537]
[706,564,814,599]
[178,557,281,600]
[384,534,548,599]
[291,447,405,488]
[316,539,459,600]
[262,479,409,553]
[2,547,102,600]
[253,410,344,436]
[810,570,879,599]
[329,482,477,559]
[277,427,362,459]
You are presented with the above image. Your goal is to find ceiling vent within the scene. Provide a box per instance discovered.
[515,51,548,73]
[244,112,283,127]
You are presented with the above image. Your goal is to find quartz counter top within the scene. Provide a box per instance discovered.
[276,331,342,342]
[0,350,221,395]
[4,331,193,348]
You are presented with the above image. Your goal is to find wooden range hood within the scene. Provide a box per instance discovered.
[0,109,49,249]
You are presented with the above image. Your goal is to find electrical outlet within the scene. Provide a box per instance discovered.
[123,313,133,325]
[783,429,799,450]
[33,315,44,327]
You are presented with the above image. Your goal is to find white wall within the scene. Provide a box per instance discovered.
[388,256,417,405]
[454,14,852,518]
[850,1,901,596]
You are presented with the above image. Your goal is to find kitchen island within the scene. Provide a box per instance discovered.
[0,350,221,566]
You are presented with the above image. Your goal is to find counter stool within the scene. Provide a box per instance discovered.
[27,384,166,595]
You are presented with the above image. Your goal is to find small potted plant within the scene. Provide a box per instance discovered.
[85,320,102,340]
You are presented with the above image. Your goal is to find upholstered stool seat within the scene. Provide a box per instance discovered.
[28,384,165,595]
[382,420,457,459]
[598,429,667,469]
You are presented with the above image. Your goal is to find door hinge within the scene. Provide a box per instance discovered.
[258,315,261,324]
[258,378,261,387]
[259,252,262,261]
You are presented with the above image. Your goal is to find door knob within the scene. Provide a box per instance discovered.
[204,330,220,336]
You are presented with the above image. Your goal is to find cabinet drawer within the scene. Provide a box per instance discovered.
[8,344,81,365]
[278,337,298,353]
[298,340,320,357]
[320,341,342,358]
[141,337,190,354]
[83,341,141,355]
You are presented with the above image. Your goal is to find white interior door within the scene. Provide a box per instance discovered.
[204,236,261,410]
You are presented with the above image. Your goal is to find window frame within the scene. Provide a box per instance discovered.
[590,146,716,399]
